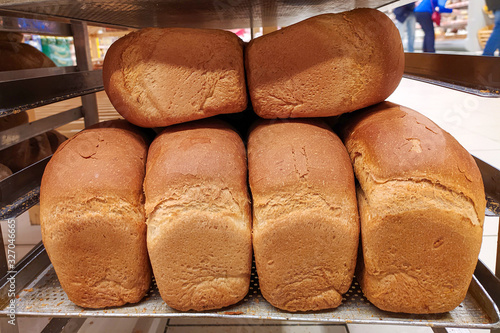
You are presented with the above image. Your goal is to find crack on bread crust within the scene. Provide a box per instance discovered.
[265,91,303,118]
[253,191,343,226]
[282,286,342,311]
[146,184,246,218]
[351,150,481,226]
[47,196,144,221]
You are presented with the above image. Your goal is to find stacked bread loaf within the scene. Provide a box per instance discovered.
[37,6,486,316]
[144,119,252,311]
[245,8,404,119]
[248,119,359,311]
[0,32,62,175]
[338,102,485,313]
[103,28,248,128]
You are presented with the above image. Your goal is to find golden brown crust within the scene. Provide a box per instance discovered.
[340,102,486,314]
[340,102,485,224]
[40,120,151,308]
[103,28,247,128]
[248,119,359,312]
[245,8,404,119]
[144,119,252,311]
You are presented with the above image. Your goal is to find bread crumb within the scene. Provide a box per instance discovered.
[224,311,244,315]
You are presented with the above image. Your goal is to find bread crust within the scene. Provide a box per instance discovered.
[245,8,404,119]
[248,119,359,312]
[103,28,247,128]
[40,120,151,308]
[340,102,486,313]
[144,119,252,311]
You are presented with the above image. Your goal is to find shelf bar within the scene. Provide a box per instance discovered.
[0,66,77,82]
[41,318,86,333]
[0,70,103,118]
[0,12,71,36]
[0,107,80,150]
[72,21,99,128]
[0,156,50,220]
[404,53,500,97]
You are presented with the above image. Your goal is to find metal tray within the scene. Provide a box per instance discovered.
[2,261,499,329]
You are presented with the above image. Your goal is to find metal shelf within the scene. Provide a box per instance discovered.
[0,0,413,30]
[404,53,500,97]
[0,3,498,333]
[0,70,103,117]
[0,256,498,329]
[0,156,50,220]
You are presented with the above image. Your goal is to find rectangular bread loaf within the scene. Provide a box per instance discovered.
[245,8,404,119]
[103,28,247,128]
[144,119,252,311]
[40,119,151,309]
[339,102,486,314]
[247,119,359,312]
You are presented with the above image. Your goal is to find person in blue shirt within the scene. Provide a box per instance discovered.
[394,3,416,52]
[415,0,453,52]
[483,0,500,56]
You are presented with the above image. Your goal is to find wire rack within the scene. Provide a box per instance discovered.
[5,260,499,329]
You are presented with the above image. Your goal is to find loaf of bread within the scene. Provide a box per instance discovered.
[46,129,67,153]
[103,28,247,128]
[0,32,23,43]
[40,119,151,308]
[0,39,55,71]
[245,8,404,119]
[144,119,252,311]
[0,113,66,172]
[247,119,359,312]
[26,133,52,164]
[339,102,485,314]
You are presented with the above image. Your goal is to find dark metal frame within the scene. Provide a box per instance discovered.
[404,53,500,98]
[0,11,101,333]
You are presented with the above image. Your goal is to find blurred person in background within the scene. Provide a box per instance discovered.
[394,2,416,52]
[415,0,452,53]
[483,0,500,56]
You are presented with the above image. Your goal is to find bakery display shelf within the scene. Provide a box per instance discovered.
[0,255,498,329]
[0,107,81,151]
[0,0,415,30]
[0,70,103,117]
[0,156,49,220]
[0,66,77,82]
